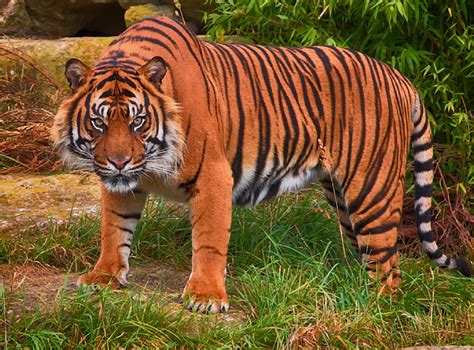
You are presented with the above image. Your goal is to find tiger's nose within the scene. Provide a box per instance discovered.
[107,156,131,170]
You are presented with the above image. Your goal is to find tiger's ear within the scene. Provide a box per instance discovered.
[65,58,90,92]
[139,56,167,87]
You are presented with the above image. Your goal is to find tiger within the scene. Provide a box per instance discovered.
[52,16,471,314]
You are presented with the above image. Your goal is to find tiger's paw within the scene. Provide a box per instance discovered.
[76,268,128,290]
[180,292,229,314]
[380,269,401,294]
[368,268,401,295]
[180,279,228,314]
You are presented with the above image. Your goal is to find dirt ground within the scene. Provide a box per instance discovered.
[0,173,100,234]
[0,262,246,324]
[0,263,187,310]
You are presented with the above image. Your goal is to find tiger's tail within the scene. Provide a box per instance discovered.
[411,94,471,277]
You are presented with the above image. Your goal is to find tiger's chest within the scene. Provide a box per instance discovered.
[139,176,188,203]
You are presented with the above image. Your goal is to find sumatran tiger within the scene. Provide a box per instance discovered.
[52,16,471,313]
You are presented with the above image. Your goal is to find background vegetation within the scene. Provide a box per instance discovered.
[204,0,474,201]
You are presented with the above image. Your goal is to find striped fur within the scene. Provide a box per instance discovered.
[52,17,471,313]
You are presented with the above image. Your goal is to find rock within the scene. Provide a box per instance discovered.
[118,0,214,21]
[124,3,175,27]
[122,1,216,33]
[0,37,113,88]
[0,0,32,36]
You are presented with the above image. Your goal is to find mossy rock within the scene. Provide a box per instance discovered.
[124,3,175,27]
[0,37,113,90]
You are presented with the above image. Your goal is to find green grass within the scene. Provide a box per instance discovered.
[1,191,473,348]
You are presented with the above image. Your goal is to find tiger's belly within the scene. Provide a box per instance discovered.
[232,165,320,207]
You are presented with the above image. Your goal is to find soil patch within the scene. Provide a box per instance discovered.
[0,173,100,234]
[0,263,245,323]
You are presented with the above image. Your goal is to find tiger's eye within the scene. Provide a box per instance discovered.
[133,117,144,126]
[91,118,105,130]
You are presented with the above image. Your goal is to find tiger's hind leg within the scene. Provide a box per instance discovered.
[318,178,358,249]
[349,183,404,292]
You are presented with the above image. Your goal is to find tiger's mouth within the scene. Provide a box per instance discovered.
[101,174,140,193]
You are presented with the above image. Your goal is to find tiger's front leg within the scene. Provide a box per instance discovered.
[181,162,233,314]
[77,185,147,289]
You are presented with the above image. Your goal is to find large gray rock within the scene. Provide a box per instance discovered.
[0,0,213,38]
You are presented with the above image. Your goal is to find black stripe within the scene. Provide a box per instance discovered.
[348,60,400,215]
[223,48,245,185]
[358,222,398,235]
[178,136,207,191]
[359,245,390,255]
[427,249,443,260]
[413,142,432,153]
[109,35,177,59]
[340,221,353,232]
[415,184,433,198]
[130,24,178,48]
[95,73,138,90]
[310,47,337,153]
[193,245,225,256]
[363,55,384,168]
[292,49,324,135]
[340,52,367,191]
[352,183,398,232]
[113,225,134,234]
[411,118,429,141]
[414,160,433,172]
[147,17,213,107]
[230,45,271,185]
[110,210,141,220]
[249,45,292,167]
[419,230,435,242]
[415,210,431,226]
[378,246,398,264]
[413,111,423,128]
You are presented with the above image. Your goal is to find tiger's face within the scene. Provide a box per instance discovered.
[52,57,184,193]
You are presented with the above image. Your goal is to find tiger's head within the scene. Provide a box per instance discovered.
[52,57,184,193]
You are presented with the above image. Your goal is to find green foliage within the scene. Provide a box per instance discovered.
[204,0,474,190]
